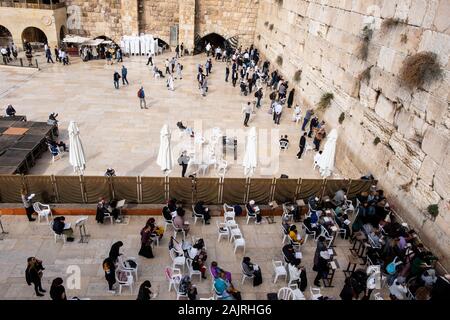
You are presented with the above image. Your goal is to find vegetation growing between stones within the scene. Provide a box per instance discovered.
[276,55,283,66]
[427,204,439,217]
[373,137,381,145]
[400,33,408,43]
[294,70,302,82]
[381,18,403,34]
[399,51,443,89]
[269,24,274,31]
[338,112,345,124]
[264,21,269,26]
[257,34,261,40]
[356,26,373,60]
[275,0,283,5]
[357,66,372,84]
[317,92,334,110]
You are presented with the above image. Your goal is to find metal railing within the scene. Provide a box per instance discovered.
[1,57,39,69]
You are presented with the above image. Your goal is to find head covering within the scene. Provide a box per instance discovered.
[249,200,255,205]
[137,280,152,300]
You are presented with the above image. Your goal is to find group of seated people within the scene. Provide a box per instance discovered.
[96,198,121,223]
[46,137,67,155]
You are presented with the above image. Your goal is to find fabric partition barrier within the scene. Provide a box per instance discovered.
[141,177,166,204]
[273,179,298,203]
[54,176,84,203]
[24,175,55,203]
[195,178,220,204]
[84,176,112,203]
[297,179,324,200]
[111,177,139,203]
[248,178,273,204]
[347,180,378,198]
[169,177,193,204]
[323,179,350,198]
[222,178,247,204]
[0,175,24,203]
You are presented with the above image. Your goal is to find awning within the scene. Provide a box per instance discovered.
[62,35,91,44]
[83,39,104,46]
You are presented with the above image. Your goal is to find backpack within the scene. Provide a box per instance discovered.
[137,89,142,98]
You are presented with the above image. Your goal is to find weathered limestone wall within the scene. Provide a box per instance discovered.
[0,6,67,49]
[140,0,179,45]
[195,0,259,47]
[65,0,138,41]
[179,0,196,52]
[255,0,450,269]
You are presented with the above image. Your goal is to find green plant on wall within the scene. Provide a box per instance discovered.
[380,17,404,35]
[317,92,333,110]
[294,70,302,82]
[276,55,283,66]
[399,51,443,89]
[338,112,345,124]
[427,204,439,217]
[373,137,381,145]
[269,24,274,31]
[356,25,373,60]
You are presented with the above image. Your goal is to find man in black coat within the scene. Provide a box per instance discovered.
[52,216,75,241]
[308,116,319,138]
[282,243,301,266]
[25,257,46,296]
[297,132,307,159]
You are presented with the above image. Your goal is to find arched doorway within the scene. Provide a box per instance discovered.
[194,33,230,55]
[22,27,48,51]
[59,25,67,44]
[154,38,169,50]
[0,25,13,47]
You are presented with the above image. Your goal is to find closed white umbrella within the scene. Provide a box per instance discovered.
[317,128,338,178]
[68,121,86,175]
[243,127,257,176]
[156,124,174,175]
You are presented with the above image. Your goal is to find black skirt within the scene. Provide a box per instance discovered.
[139,243,154,259]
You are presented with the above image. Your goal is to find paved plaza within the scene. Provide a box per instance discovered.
[0,52,341,179]
[0,213,388,300]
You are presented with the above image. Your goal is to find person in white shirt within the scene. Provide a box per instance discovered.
[273,102,283,125]
[164,59,170,74]
[243,102,252,127]
[167,74,174,91]
[389,278,408,300]
[288,263,302,287]
[205,42,212,56]
[314,150,322,168]
[293,105,302,123]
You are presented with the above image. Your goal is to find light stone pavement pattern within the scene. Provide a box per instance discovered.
[0,51,341,178]
[0,214,389,300]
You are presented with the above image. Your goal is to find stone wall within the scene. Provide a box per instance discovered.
[254,0,450,269]
[195,0,259,47]
[140,0,179,45]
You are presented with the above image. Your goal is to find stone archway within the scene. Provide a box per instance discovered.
[154,37,170,50]
[0,25,13,47]
[194,32,230,55]
[22,26,48,50]
[59,25,67,44]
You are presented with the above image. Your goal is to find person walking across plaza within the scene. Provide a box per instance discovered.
[273,101,283,125]
[138,86,147,109]
[175,44,180,59]
[297,132,307,160]
[243,102,252,127]
[113,71,121,89]
[45,45,54,63]
[25,257,46,297]
[102,257,116,293]
[167,74,175,91]
[121,65,129,85]
[175,62,183,80]
[254,87,263,109]
[165,58,170,74]
[178,151,190,177]
[225,63,230,82]
[302,109,314,131]
[146,54,153,66]
[54,46,60,62]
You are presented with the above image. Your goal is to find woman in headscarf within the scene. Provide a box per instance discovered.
[146,217,164,240]
[242,257,263,286]
[102,257,116,292]
[25,257,45,297]
[108,241,123,263]
[287,88,295,108]
[50,277,67,300]
[179,275,197,300]
[210,261,232,283]
[139,223,154,259]
[136,280,153,300]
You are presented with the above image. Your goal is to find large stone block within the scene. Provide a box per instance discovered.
[388,132,425,172]
[408,0,427,26]
[433,0,450,33]
[434,148,450,199]
[421,125,449,164]
[419,30,450,66]
[374,94,396,124]
[377,46,397,73]
[418,155,439,186]
[411,180,442,209]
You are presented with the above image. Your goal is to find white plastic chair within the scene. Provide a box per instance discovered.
[310,287,322,300]
[186,258,202,282]
[305,142,314,154]
[169,248,186,271]
[115,270,134,294]
[302,223,317,242]
[163,214,173,231]
[277,287,294,300]
[319,225,334,248]
[173,224,186,241]
[33,202,52,224]
[117,255,138,281]
[48,145,63,162]
[192,205,206,225]
[175,283,189,300]
[241,264,254,285]
[281,225,289,244]
[102,211,114,224]
[289,283,306,300]
[49,222,66,243]
[216,159,228,176]
[245,206,257,224]
[165,266,182,292]
[222,203,235,221]
[229,225,242,243]
[234,237,246,254]
[288,264,301,286]
[217,221,230,242]
[273,259,288,283]
[282,203,294,222]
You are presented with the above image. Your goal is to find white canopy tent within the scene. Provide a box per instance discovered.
[62,35,91,44]
[243,127,257,177]
[68,121,86,175]
[317,128,338,178]
[156,124,174,175]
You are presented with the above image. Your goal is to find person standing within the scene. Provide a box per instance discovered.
[45,46,54,63]
[287,88,295,108]
[102,257,116,293]
[25,257,46,297]
[50,277,67,300]
[25,49,33,66]
[176,62,183,79]
[313,250,330,287]
[313,127,326,151]
[146,54,153,66]
[21,187,35,221]
[274,101,283,125]
[167,74,175,91]
[113,71,120,89]
[175,44,180,59]
[180,42,184,56]
[121,65,129,85]
[116,47,123,62]
[297,132,307,160]
[200,76,208,96]
[165,58,170,74]
[139,222,154,258]
[205,42,211,56]
[225,63,230,82]
[254,87,263,108]
[302,109,314,131]
[243,102,252,127]
[232,69,238,87]
[54,46,60,62]
[178,151,190,177]
[308,116,319,138]
[138,86,147,109]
